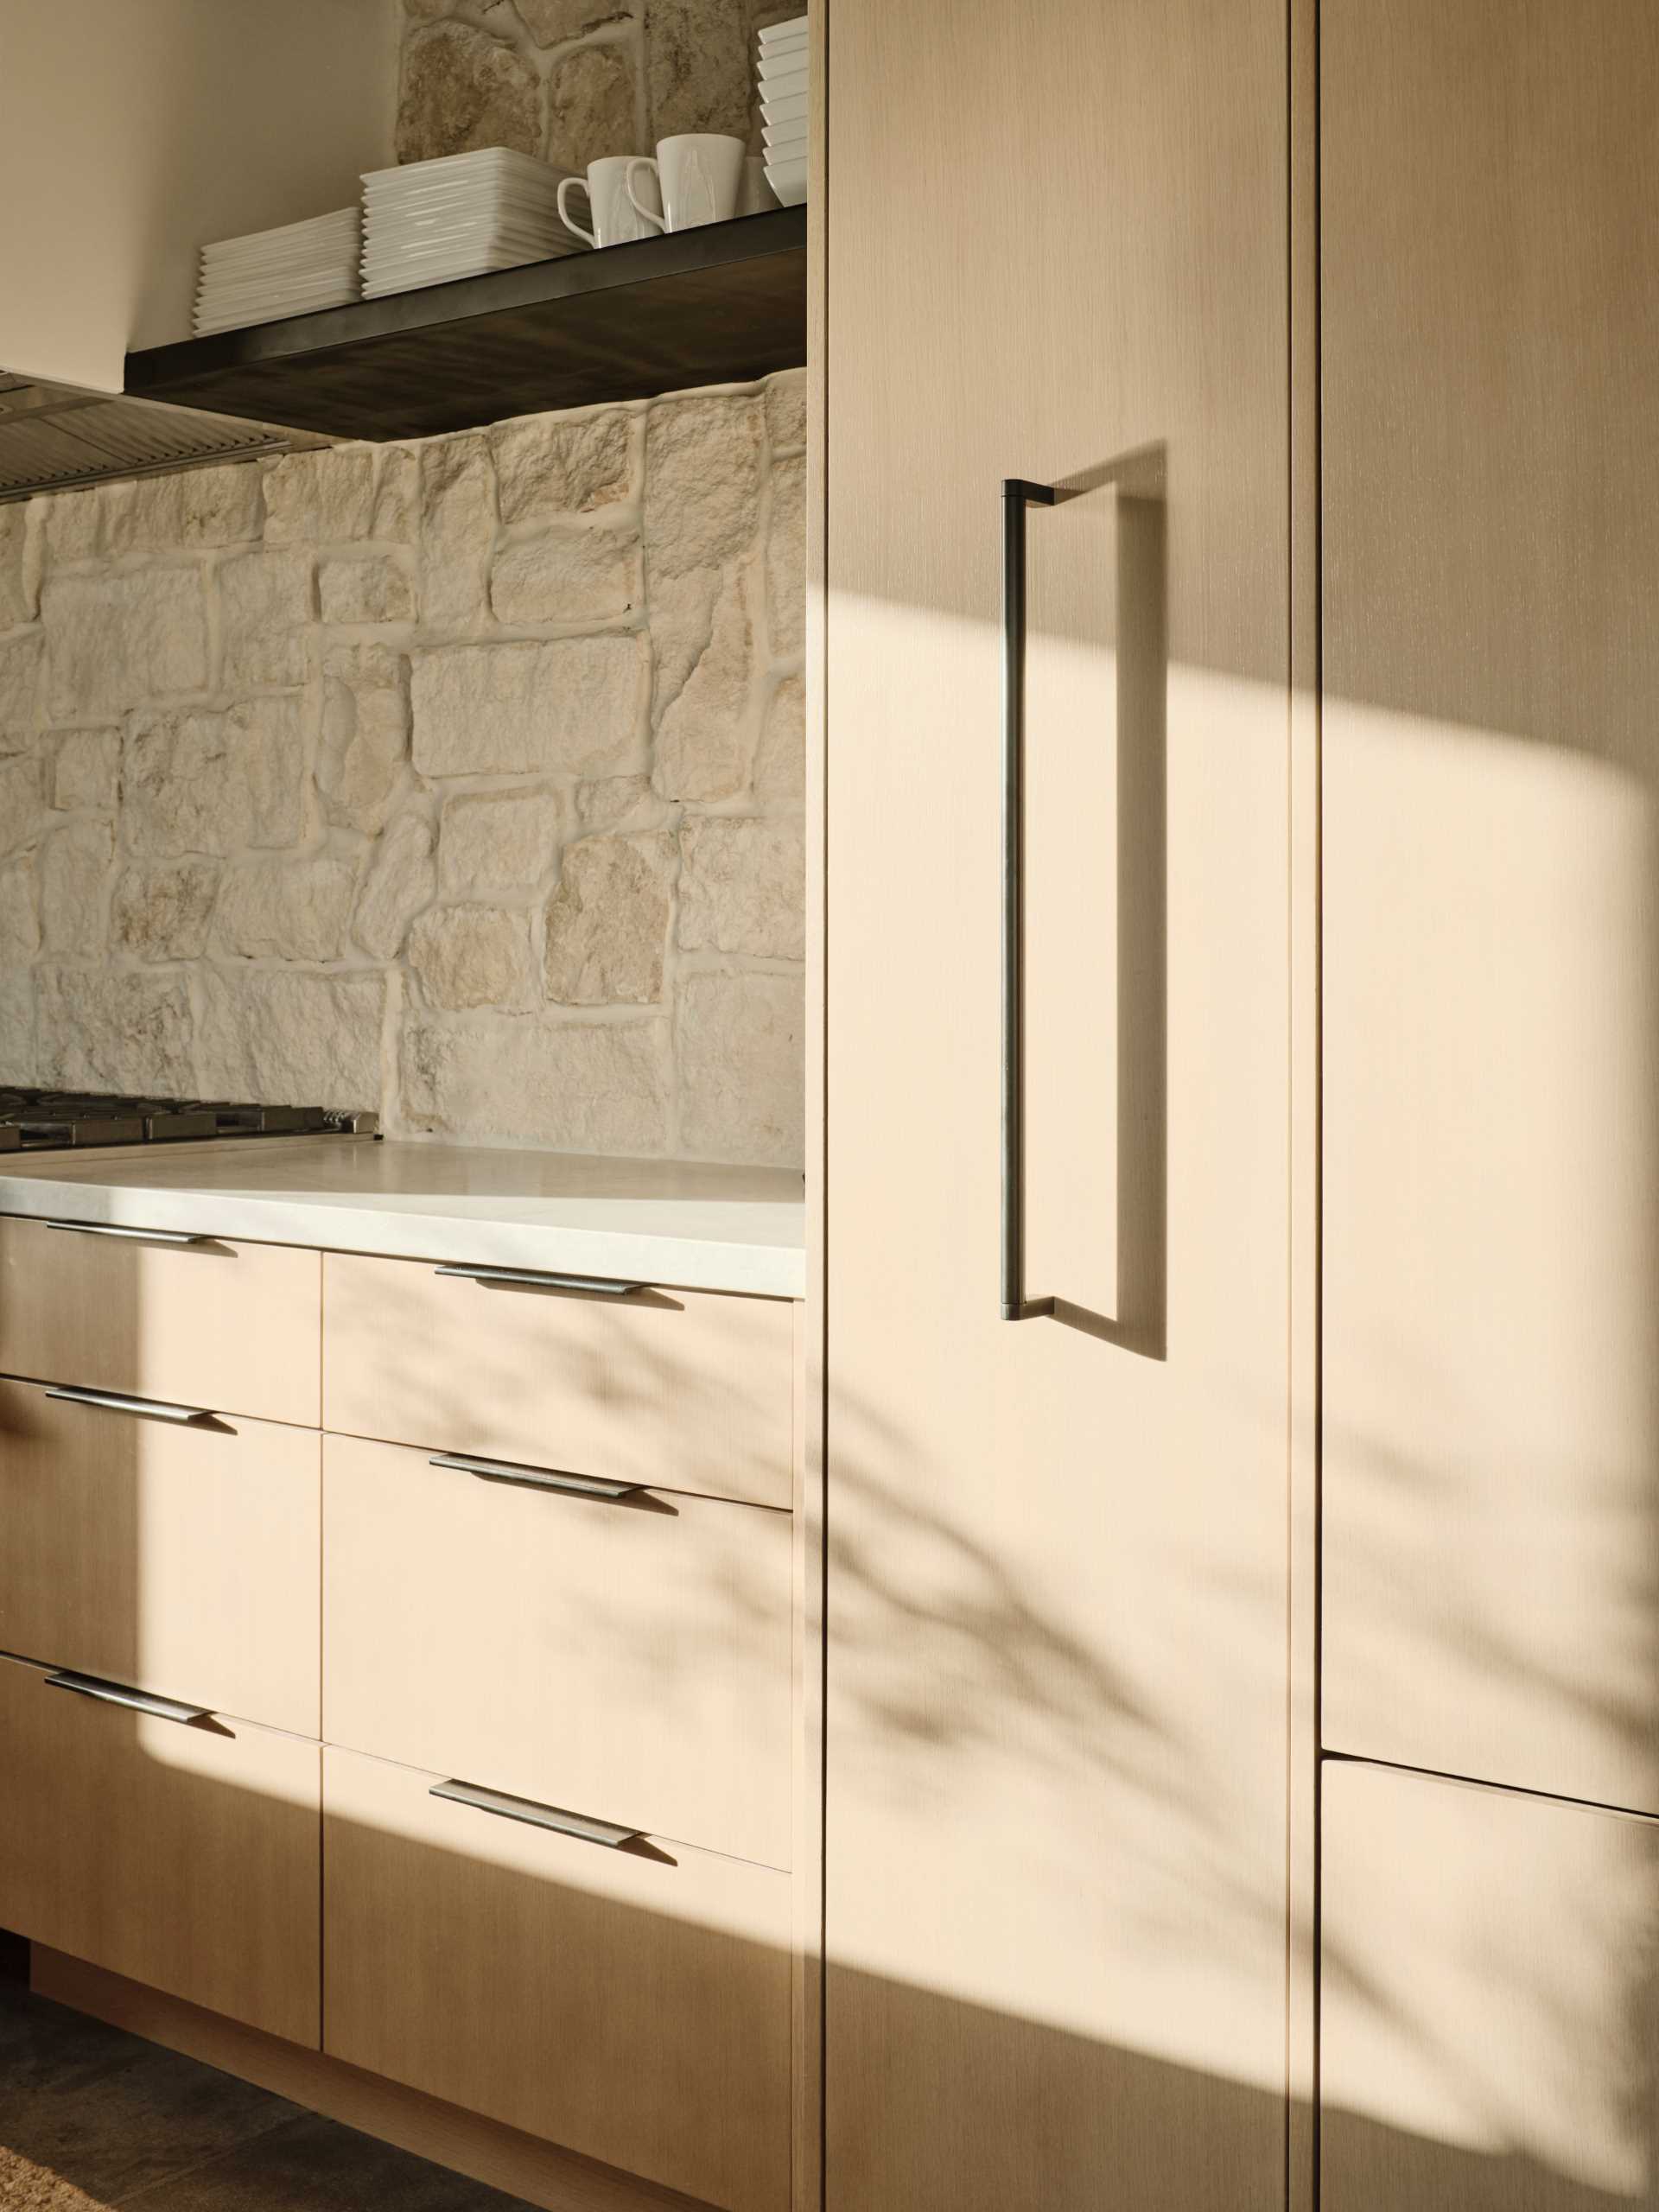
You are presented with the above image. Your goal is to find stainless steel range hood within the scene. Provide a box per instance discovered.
[0,372,321,503]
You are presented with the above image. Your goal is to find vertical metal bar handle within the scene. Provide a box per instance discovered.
[1002,477,1058,1321]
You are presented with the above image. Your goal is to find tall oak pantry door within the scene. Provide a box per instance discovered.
[822,3,1300,2205]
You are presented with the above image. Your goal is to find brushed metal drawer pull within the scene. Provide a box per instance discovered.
[429,1452,642,1502]
[45,1219,207,1246]
[429,1777,642,1851]
[433,1263,645,1296]
[45,1669,212,1727]
[45,1384,212,1425]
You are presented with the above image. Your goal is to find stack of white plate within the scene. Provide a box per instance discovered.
[360,148,582,298]
[194,209,360,334]
[758,16,808,206]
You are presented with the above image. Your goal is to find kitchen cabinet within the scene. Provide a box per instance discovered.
[323,1743,793,2212]
[0,1378,319,1738]
[1322,0,1659,1813]
[0,1653,321,2047]
[1322,1756,1659,2210]
[820,0,1299,2205]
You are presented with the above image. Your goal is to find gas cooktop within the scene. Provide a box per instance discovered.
[0,1090,377,1154]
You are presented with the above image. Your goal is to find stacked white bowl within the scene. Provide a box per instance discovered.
[359,148,583,298]
[758,16,808,207]
[194,209,360,334]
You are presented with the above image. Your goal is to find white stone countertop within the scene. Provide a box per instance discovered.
[0,1138,807,1299]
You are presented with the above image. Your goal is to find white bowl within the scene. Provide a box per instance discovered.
[757,60,808,95]
[761,91,808,129]
[757,13,808,41]
[762,121,808,154]
[764,157,807,207]
[756,28,806,60]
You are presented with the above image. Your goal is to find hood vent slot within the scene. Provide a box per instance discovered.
[0,373,307,500]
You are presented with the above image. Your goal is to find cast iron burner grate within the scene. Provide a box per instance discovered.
[0,1091,378,1154]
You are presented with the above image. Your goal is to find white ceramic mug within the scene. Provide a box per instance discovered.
[557,156,661,248]
[626,134,746,232]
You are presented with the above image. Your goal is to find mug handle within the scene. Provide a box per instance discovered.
[556,175,597,247]
[625,156,667,231]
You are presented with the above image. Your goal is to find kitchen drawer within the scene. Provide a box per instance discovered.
[1323,1758,1659,2210]
[0,1653,320,2046]
[323,1745,791,2212]
[0,1377,319,1737]
[0,1214,321,1427]
[321,1252,794,1510]
[323,1431,791,1868]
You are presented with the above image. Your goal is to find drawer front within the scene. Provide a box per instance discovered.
[0,1378,320,1737]
[0,1215,321,1427]
[1323,1758,1659,2210]
[323,1745,791,2212]
[323,1432,791,1868]
[322,1252,794,1510]
[0,1654,321,2046]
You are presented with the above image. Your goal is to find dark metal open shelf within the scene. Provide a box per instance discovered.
[124,207,807,443]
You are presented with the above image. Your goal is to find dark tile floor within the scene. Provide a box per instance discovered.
[0,1972,534,2212]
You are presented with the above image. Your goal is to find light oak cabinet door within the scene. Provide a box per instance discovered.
[0,1654,321,2046]
[323,1431,791,1867]
[322,1253,793,1510]
[1323,1,1659,1810]
[825,0,1294,2203]
[0,1378,319,1736]
[1323,1758,1659,2209]
[322,1745,791,2212]
[0,1216,321,1427]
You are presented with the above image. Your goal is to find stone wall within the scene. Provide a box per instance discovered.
[396,0,797,176]
[0,372,806,1166]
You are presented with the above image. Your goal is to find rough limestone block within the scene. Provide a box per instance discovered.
[547,41,639,175]
[764,370,807,460]
[0,856,39,964]
[518,0,637,47]
[397,20,543,163]
[400,1012,671,1153]
[766,452,805,652]
[104,465,263,554]
[543,830,676,1005]
[229,696,308,848]
[440,786,563,894]
[219,549,312,689]
[36,964,194,1094]
[491,410,636,525]
[0,505,35,628]
[198,966,384,1110]
[677,814,804,958]
[42,569,208,717]
[0,969,35,1083]
[36,489,104,568]
[408,903,536,1012]
[421,434,495,628]
[0,755,45,858]
[752,671,804,800]
[353,808,437,962]
[645,0,750,141]
[643,395,763,584]
[652,571,753,800]
[677,968,804,1166]
[124,700,305,857]
[320,554,416,626]
[52,727,120,812]
[39,817,113,957]
[111,858,222,963]
[490,530,641,626]
[411,635,645,778]
[319,649,409,836]
[0,632,42,729]
[574,772,667,836]
[215,855,357,963]
[263,449,375,543]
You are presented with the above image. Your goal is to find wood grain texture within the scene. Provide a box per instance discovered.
[322,1430,792,1869]
[1323,1758,1659,2209]
[0,1216,321,1427]
[32,1948,720,2212]
[1322,1,1659,1812]
[322,1745,792,2212]
[321,1254,793,1510]
[0,1656,320,2045]
[823,0,1294,2205]
[0,1377,320,1736]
